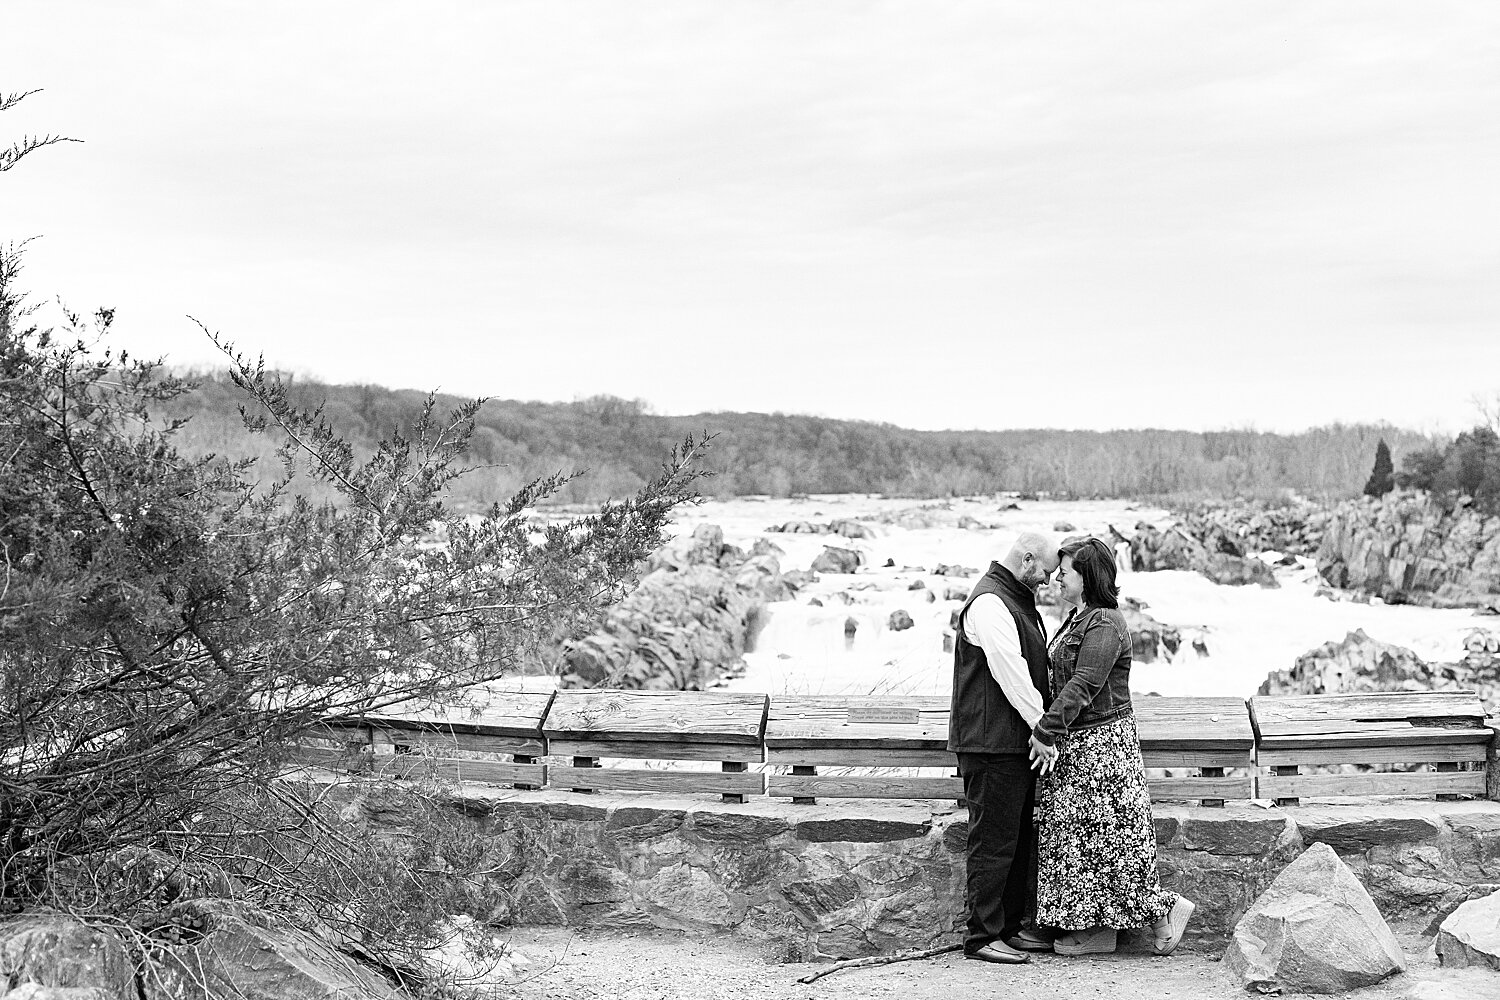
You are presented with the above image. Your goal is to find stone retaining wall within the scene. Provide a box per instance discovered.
[454,791,1500,961]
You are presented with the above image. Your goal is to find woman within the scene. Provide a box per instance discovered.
[1026,536,1194,957]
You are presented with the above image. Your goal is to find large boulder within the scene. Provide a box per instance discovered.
[1120,605,1180,664]
[647,523,743,572]
[810,546,862,574]
[1200,552,1279,588]
[1222,843,1405,994]
[0,912,136,1000]
[1437,889,1500,969]
[1130,521,1279,588]
[1131,522,1208,572]
[143,899,405,1000]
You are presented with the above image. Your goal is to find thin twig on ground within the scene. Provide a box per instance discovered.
[795,943,962,984]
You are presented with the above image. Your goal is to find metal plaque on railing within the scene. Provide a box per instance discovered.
[847,706,920,725]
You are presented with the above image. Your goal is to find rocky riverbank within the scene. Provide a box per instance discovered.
[1259,627,1500,715]
[1317,491,1500,611]
[563,525,802,689]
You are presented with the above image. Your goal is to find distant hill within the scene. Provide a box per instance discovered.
[161,371,1439,508]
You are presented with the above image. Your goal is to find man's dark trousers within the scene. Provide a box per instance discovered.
[957,751,1037,954]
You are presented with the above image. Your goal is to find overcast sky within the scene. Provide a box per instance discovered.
[4,2,1498,433]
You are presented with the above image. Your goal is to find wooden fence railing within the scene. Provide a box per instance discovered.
[296,689,1496,807]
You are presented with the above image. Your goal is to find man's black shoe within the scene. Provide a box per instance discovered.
[964,941,1031,964]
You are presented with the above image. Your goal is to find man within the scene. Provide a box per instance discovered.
[947,531,1059,964]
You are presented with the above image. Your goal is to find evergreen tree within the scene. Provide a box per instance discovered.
[1363,438,1395,497]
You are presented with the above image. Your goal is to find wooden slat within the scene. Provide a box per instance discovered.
[1256,743,1489,768]
[765,695,950,748]
[547,739,762,763]
[371,755,547,787]
[768,774,964,799]
[766,747,955,767]
[1135,697,1254,752]
[1145,776,1254,800]
[371,727,542,758]
[543,690,767,744]
[290,745,370,772]
[1257,769,1486,799]
[1251,692,1484,737]
[353,689,555,738]
[1141,749,1252,769]
[549,766,765,796]
[1257,727,1493,751]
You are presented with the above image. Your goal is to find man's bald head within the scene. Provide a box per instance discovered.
[1000,531,1059,590]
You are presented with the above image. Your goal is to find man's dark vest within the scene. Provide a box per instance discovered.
[946,561,1052,755]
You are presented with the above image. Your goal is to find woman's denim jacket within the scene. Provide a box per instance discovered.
[1031,606,1133,747]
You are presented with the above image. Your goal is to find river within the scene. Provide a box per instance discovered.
[664,494,1486,699]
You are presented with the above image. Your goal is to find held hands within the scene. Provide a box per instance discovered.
[1028,735,1059,775]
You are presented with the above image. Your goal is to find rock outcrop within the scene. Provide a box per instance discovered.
[566,525,794,690]
[1174,498,1329,558]
[1222,842,1405,994]
[1317,491,1500,609]
[1436,889,1500,969]
[1259,629,1499,714]
[1130,522,1279,588]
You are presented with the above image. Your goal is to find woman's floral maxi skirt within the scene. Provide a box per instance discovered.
[1036,714,1176,930]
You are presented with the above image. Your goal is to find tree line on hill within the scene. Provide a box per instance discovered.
[1364,420,1500,515]
[162,372,1443,506]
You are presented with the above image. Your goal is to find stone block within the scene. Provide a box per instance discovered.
[636,863,742,932]
[606,806,685,839]
[1298,811,1442,854]
[1180,815,1288,856]
[688,811,790,844]
[1450,812,1500,879]
[1437,889,1500,969]
[941,819,968,854]
[510,879,569,924]
[783,873,863,920]
[559,858,632,906]
[1154,815,1180,845]
[793,818,929,843]
[538,801,609,824]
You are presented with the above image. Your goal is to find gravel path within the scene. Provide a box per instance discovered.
[489,927,1500,1000]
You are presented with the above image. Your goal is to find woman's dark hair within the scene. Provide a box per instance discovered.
[1059,536,1119,609]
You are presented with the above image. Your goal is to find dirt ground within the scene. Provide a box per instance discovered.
[490,926,1500,1000]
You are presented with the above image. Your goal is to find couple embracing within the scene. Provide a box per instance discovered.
[947,531,1195,965]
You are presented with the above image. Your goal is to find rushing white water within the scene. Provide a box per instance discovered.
[664,494,1487,699]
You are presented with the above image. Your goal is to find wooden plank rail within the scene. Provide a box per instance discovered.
[764,695,955,804]
[542,690,768,803]
[290,687,1499,808]
[297,688,554,791]
[1135,696,1255,807]
[1250,691,1488,805]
